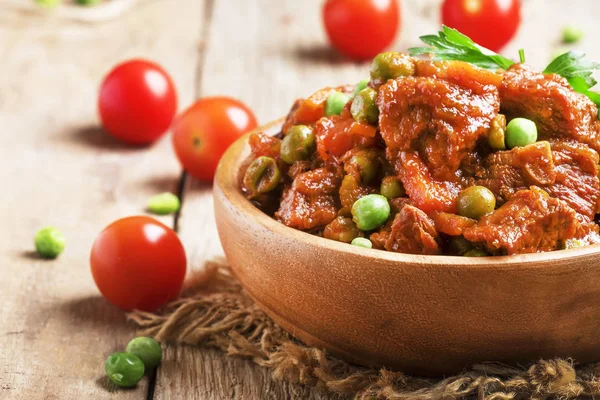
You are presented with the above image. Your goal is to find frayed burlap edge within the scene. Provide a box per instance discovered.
[128,258,600,400]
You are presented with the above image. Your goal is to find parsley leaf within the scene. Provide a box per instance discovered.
[410,28,600,113]
[408,26,514,70]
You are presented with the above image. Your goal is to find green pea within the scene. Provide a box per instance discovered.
[464,249,489,257]
[324,91,351,116]
[348,153,378,184]
[353,79,369,97]
[562,26,583,44]
[324,216,362,243]
[351,237,372,249]
[380,176,405,199]
[35,0,60,7]
[147,193,180,215]
[351,88,379,125]
[126,337,163,369]
[457,186,496,220]
[488,114,507,150]
[351,194,391,231]
[448,236,474,256]
[34,227,65,259]
[565,239,585,249]
[506,118,538,149]
[243,156,281,195]
[105,352,145,388]
[370,52,415,83]
[280,125,315,164]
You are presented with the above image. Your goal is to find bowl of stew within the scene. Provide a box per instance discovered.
[214,52,600,375]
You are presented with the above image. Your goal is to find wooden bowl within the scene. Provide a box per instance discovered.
[213,119,600,375]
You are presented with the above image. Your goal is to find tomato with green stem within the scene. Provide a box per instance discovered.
[441,0,521,52]
[90,216,186,312]
[172,97,258,181]
[98,60,177,145]
[323,0,400,60]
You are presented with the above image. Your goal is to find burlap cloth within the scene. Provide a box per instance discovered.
[129,259,600,399]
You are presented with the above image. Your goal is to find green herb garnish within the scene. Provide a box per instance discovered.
[409,26,600,112]
[408,26,514,70]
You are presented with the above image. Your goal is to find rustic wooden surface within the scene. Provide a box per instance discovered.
[1,0,600,399]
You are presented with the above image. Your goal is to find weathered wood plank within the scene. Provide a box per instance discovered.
[0,2,203,399]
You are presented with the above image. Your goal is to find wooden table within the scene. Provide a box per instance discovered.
[1,0,599,398]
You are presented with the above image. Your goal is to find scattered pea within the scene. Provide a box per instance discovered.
[126,337,163,369]
[353,79,369,97]
[324,91,351,116]
[35,0,60,7]
[105,352,145,388]
[380,176,405,199]
[280,125,315,164]
[147,193,180,215]
[34,227,65,259]
[488,114,507,150]
[457,186,496,220]
[370,52,415,83]
[243,156,281,195]
[351,194,391,231]
[351,237,372,249]
[351,88,379,125]
[506,118,537,149]
[464,249,489,257]
[562,26,584,44]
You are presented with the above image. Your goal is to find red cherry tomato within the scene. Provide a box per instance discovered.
[98,59,177,145]
[442,0,521,52]
[90,216,186,312]
[172,97,258,181]
[323,0,400,60]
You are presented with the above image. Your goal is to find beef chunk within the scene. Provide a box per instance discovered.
[500,64,600,153]
[430,212,476,236]
[464,187,583,254]
[476,141,556,202]
[546,141,600,221]
[371,204,441,255]
[275,169,339,230]
[476,141,600,221]
[377,62,500,212]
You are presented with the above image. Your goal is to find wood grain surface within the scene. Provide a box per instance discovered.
[1,0,600,398]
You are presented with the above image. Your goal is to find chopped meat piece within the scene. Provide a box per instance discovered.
[283,85,354,134]
[416,60,504,94]
[476,141,600,220]
[275,170,339,230]
[372,204,441,255]
[545,141,600,220]
[314,115,377,162]
[476,141,556,202]
[394,151,461,213]
[464,187,584,255]
[294,168,341,196]
[500,64,600,153]
[249,132,281,159]
[430,212,476,236]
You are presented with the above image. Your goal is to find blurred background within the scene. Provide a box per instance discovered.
[2,0,600,398]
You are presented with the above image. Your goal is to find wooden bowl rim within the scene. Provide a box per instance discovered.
[215,118,600,270]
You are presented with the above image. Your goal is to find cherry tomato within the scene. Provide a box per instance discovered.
[90,216,186,312]
[442,0,521,52]
[98,59,177,145]
[172,97,258,181]
[323,0,400,60]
